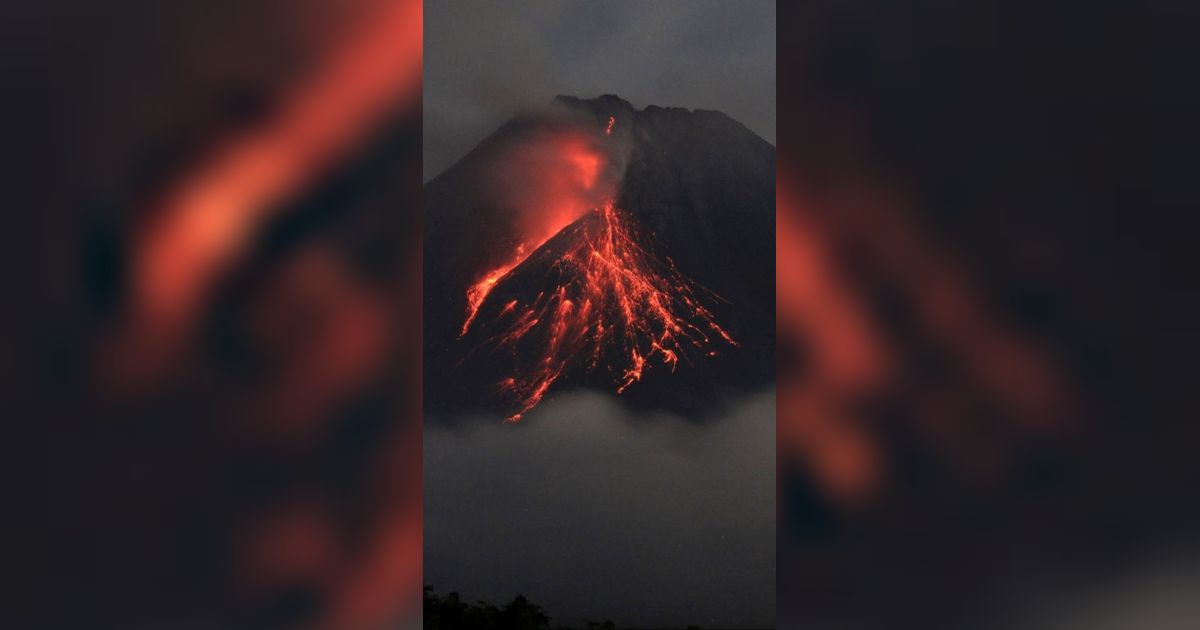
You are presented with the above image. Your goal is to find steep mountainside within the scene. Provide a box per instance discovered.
[424,95,774,420]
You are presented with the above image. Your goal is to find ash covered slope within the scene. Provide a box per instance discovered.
[425,95,774,419]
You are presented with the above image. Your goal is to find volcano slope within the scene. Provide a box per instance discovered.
[424,95,774,421]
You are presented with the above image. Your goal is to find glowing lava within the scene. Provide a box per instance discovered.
[460,130,610,337]
[605,116,616,136]
[463,199,738,422]
[461,244,527,336]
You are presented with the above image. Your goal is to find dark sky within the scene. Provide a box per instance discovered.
[423,0,776,180]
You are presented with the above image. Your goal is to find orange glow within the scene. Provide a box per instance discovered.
[568,149,602,189]
[462,245,525,336]
[129,0,423,358]
[101,3,425,626]
[776,182,887,394]
[465,199,737,422]
[460,131,611,336]
[776,161,1076,508]
[605,115,616,135]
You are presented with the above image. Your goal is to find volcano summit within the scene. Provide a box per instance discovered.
[425,95,774,421]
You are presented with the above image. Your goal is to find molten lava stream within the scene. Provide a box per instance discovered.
[460,129,608,338]
[461,244,530,337]
[462,199,738,422]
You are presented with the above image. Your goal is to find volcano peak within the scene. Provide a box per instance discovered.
[425,96,774,420]
[554,93,636,116]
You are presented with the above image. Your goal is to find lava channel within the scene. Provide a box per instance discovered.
[460,198,738,422]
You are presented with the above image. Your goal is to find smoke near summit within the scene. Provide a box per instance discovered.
[423,0,776,181]
[424,95,774,422]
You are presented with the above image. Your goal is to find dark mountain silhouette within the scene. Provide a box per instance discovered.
[424,95,774,420]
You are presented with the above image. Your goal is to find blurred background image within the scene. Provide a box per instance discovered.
[9,1,423,628]
[10,0,1200,628]
[777,1,1200,628]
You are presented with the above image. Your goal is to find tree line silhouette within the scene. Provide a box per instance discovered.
[424,585,695,630]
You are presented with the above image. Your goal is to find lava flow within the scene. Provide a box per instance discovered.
[460,131,607,337]
[463,198,738,422]
[461,243,527,336]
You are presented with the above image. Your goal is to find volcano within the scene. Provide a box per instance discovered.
[425,95,774,421]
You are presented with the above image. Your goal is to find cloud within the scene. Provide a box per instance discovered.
[424,388,776,628]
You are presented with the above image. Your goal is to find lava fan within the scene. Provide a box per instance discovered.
[458,198,738,421]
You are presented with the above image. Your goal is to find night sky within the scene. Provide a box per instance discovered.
[423,1,775,627]
[423,0,776,181]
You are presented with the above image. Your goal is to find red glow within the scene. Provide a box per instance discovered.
[568,150,601,189]
[462,244,526,336]
[122,0,423,381]
[106,3,425,625]
[465,199,737,422]
[461,131,611,336]
[605,115,616,136]
[776,162,1076,507]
